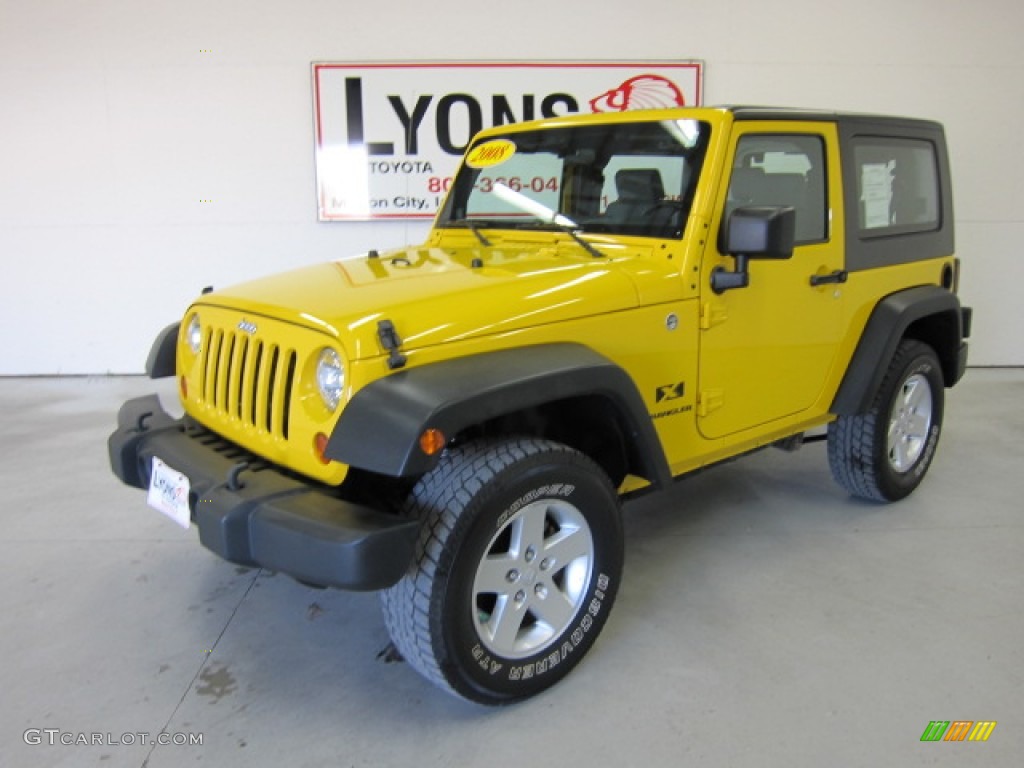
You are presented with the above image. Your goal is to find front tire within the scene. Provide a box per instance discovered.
[828,339,945,501]
[381,438,623,704]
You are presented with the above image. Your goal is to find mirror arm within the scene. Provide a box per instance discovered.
[711,254,750,294]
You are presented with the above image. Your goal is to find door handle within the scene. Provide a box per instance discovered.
[809,269,848,287]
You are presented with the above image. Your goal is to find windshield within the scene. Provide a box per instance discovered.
[438,119,710,239]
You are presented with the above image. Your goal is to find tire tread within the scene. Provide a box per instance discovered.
[828,339,942,502]
[381,438,585,700]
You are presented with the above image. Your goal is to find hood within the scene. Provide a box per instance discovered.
[199,242,675,361]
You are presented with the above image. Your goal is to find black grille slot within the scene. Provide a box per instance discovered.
[282,350,296,439]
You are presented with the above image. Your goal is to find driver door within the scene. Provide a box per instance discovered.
[697,123,845,439]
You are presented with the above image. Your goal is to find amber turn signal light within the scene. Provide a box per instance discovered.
[419,428,446,456]
[314,432,331,464]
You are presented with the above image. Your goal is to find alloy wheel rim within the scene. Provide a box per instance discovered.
[887,373,933,472]
[471,499,594,659]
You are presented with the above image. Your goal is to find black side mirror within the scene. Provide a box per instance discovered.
[712,206,796,294]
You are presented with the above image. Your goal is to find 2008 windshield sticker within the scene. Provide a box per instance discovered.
[466,139,516,168]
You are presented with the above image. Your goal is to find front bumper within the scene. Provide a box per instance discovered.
[108,395,417,590]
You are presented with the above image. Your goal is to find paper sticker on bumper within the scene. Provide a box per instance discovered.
[147,457,191,529]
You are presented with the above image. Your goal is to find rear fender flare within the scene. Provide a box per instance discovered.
[832,286,965,416]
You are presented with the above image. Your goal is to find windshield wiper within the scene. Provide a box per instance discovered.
[490,182,604,258]
[557,222,605,259]
[449,218,492,247]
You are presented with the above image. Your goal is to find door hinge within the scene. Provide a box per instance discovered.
[700,302,728,330]
[698,389,725,417]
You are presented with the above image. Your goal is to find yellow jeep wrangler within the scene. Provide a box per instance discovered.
[109,107,971,704]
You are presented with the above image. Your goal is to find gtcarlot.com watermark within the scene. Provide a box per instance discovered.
[24,729,203,747]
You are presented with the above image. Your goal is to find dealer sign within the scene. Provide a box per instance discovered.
[312,61,704,221]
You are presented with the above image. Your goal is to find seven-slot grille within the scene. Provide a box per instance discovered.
[197,324,297,441]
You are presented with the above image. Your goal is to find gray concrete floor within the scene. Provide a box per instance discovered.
[1,370,1021,767]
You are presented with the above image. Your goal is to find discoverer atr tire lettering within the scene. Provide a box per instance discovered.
[380,438,623,704]
[828,339,945,502]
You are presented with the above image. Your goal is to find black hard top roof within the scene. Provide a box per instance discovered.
[722,106,943,131]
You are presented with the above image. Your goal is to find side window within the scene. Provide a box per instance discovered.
[726,134,827,244]
[852,137,940,236]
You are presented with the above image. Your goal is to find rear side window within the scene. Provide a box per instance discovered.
[853,138,940,236]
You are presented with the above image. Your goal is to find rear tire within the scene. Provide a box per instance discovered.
[381,438,623,704]
[828,339,944,501]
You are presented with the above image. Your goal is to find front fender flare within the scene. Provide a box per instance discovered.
[145,323,179,378]
[325,343,671,486]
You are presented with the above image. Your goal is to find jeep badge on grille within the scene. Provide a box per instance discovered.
[237,319,257,335]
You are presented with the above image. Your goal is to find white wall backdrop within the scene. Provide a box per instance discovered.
[1,0,1020,373]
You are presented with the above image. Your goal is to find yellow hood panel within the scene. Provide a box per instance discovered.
[198,244,669,361]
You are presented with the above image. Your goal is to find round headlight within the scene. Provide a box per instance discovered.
[316,348,345,412]
[186,314,202,354]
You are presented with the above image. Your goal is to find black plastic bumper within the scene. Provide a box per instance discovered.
[108,395,418,591]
